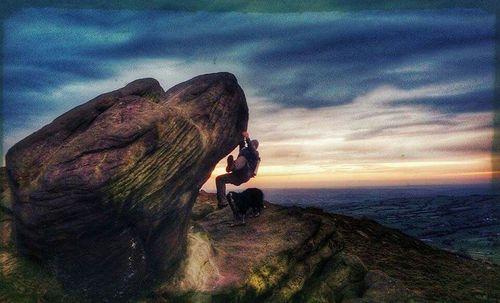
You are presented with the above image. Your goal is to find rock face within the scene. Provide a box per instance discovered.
[5,73,248,300]
[153,192,500,303]
[0,167,13,247]
[157,191,411,303]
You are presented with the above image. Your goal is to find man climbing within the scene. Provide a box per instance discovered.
[216,131,260,209]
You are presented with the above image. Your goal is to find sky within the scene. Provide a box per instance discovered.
[2,8,496,190]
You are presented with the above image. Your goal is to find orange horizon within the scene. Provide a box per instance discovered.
[201,154,494,191]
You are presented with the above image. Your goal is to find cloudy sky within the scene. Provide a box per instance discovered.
[3,8,495,189]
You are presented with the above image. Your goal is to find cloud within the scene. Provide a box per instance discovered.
[245,85,493,169]
[4,8,494,107]
[3,8,496,184]
[203,104,491,186]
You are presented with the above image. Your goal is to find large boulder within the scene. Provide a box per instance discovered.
[5,72,248,300]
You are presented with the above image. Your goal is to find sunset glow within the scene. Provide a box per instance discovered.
[204,155,492,190]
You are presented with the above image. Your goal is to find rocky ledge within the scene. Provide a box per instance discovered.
[151,191,500,303]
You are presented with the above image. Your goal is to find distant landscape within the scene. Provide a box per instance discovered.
[263,184,500,264]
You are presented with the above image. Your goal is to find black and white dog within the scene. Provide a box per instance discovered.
[226,188,264,225]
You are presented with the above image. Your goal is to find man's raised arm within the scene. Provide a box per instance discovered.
[239,131,250,150]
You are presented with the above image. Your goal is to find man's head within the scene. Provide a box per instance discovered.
[251,139,259,149]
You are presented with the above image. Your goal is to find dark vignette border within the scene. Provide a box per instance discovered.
[0,1,498,191]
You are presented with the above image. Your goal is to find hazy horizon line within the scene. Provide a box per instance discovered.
[201,181,496,192]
